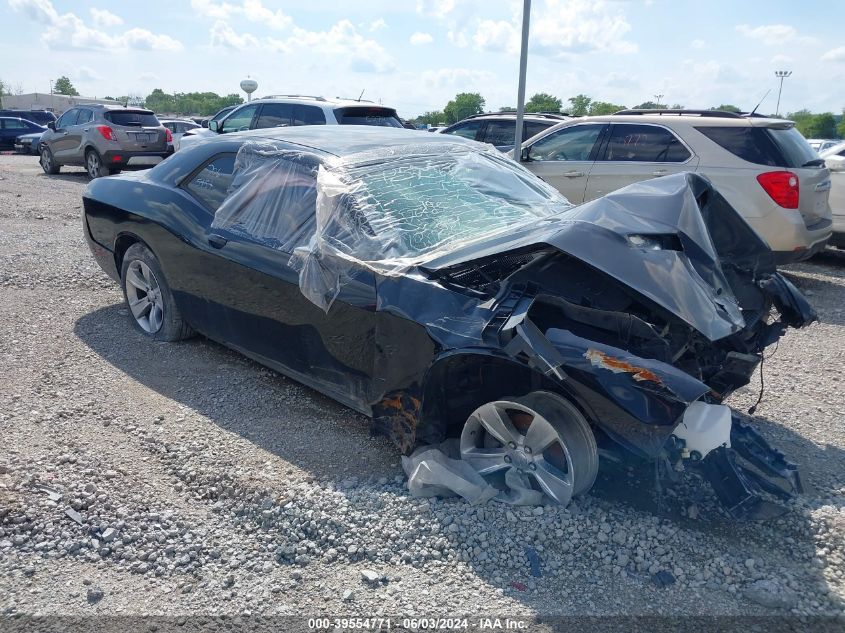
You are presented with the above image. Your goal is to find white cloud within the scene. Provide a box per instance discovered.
[369,18,387,32]
[471,0,636,56]
[410,32,433,45]
[821,46,845,62]
[75,66,103,81]
[264,20,394,73]
[770,54,793,64]
[690,39,705,49]
[416,0,456,19]
[735,24,813,46]
[190,0,291,30]
[10,0,182,51]
[89,8,123,28]
[447,30,468,47]
[421,67,495,90]
[210,20,259,50]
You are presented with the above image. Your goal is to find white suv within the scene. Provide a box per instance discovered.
[520,109,833,263]
[177,95,403,151]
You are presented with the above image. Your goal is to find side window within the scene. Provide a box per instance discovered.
[524,121,551,140]
[603,124,691,162]
[76,109,93,125]
[481,120,516,146]
[220,105,259,133]
[293,105,327,126]
[256,103,293,129]
[443,120,483,140]
[212,156,319,252]
[3,119,27,129]
[57,109,78,128]
[184,153,237,212]
[162,122,175,132]
[528,124,605,161]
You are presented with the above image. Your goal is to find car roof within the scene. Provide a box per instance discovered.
[203,125,480,158]
[253,95,397,109]
[545,113,792,128]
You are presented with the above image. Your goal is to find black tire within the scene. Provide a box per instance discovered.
[40,146,60,174]
[109,168,122,175]
[85,148,109,179]
[120,243,194,342]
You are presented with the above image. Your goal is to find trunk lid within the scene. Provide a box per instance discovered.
[103,109,167,152]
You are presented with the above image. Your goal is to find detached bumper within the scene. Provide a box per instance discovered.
[698,416,802,520]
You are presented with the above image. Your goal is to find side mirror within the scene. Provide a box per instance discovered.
[520,146,531,162]
[208,120,220,133]
[47,122,56,131]
[201,120,209,128]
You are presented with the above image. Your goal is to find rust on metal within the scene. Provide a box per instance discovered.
[583,348,663,385]
[374,392,422,454]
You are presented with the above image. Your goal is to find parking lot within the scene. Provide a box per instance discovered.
[0,154,844,621]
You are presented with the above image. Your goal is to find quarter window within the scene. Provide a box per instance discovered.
[602,124,691,162]
[528,124,605,161]
[184,154,237,212]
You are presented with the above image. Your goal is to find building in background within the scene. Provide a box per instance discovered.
[1,93,122,115]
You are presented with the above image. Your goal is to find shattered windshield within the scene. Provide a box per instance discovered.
[333,147,573,260]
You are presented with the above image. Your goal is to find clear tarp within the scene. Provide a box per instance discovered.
[211,140,573,310]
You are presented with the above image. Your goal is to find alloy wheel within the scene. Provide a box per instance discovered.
[460,392,598,505]
[40,150,51,171]
[124,260,165,333]
[86,151,102,179]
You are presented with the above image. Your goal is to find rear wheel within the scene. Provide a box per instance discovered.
[40,147,60,174]
[85,148,109,179]
[120,243,194,342]
[459,391,598,506]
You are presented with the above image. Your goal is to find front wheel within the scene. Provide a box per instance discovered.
[120,243,194,341]
[40,147,60,174]
[85,149,109,179]
[460,391,598,506]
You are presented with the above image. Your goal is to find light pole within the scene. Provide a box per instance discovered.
[654,93,664,108]
[774,70,791,117]
[512,0,531,161]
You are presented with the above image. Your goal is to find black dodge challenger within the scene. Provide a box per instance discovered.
[82,126,815,519]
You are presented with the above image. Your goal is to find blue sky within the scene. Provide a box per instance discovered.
[2,0,844,117]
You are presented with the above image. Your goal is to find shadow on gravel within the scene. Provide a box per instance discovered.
[73,303,844,614]
[37,171,90,184]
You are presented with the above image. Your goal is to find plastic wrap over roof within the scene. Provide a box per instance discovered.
[212,139,574,310]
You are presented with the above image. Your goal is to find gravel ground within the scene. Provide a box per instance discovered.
[0,154,843,626]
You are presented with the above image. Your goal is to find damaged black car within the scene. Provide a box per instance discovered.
[82,126,816,520]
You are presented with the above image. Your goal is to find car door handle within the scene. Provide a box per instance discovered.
[83,128,90,132]
[563,171,585,178]
[207,234,228,249]
[652,169,668,176]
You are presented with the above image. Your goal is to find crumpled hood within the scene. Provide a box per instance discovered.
[426,173,777,342]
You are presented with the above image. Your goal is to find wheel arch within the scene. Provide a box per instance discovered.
[113,232,151,277]
[411,349,599,450]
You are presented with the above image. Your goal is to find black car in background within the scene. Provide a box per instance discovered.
[0,117,46,148]
[0,109,57,127]
[81,126,812,519]
[440,111,570,151]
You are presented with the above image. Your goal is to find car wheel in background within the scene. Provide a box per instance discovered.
[120,243,194,342]
[85,148,109,179]
[39,147,60,174]
[459,390,598,506]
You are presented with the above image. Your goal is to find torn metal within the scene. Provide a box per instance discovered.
[213,138,815,519]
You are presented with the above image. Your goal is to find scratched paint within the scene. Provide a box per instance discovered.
[583,348,664,385]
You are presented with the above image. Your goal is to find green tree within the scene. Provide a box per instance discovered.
[525,92,562,113]
[567,94,592,116]
[54,76,79,96]
[142,89,243,116]
[632,101,666,110]
[416,111,444,126]
[589,101,626,115]
[499,106,516,112]
[443,92,485,123]
[710,104,742,113]
[838,111,845,138]
[795,112,837,138]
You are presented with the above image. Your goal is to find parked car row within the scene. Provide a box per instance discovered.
[820,141,845,247]
[446,109,832,263]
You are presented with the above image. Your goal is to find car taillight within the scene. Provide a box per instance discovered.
[96,125,116,141]
[165,128,173,143]
[757,171,799,209]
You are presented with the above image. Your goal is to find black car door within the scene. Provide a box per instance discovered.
[180,151,378,412]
